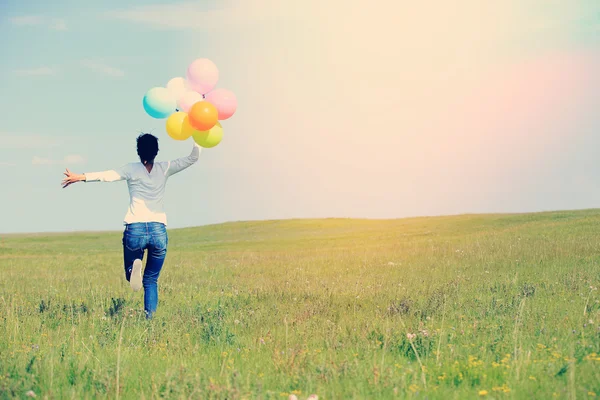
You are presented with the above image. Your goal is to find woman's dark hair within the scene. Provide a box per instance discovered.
[137,133,159,165]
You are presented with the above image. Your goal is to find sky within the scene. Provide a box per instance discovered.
[0,0,599,233]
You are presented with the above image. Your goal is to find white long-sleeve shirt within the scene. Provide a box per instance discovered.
[84,143,201,226]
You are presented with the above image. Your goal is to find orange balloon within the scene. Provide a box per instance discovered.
[188,101,218,131]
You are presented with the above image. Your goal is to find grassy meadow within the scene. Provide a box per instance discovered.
[1,210,600,399]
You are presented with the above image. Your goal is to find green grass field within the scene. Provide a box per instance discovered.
[1,210,600,399]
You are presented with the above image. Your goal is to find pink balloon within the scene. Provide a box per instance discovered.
[177,91,203,113]
[186,58,219,95]
[205,88,237,120]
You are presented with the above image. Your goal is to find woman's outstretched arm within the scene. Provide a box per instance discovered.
[165,142,201,177]
[61,169,85,188]
[62,165,130,188]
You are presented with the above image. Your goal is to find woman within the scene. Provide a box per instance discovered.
[61,133,201,319]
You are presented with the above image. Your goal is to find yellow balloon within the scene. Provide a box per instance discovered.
[165,112,193,141]
[181,116,197,138]
[192,121,223,148]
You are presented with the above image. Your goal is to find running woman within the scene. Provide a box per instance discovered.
[61,133,201,318]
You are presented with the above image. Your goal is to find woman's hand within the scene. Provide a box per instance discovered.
[62,169,85,188]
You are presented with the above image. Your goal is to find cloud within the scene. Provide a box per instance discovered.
[106,0,306,30]
[16,60,125,79]
[32,155,86,166]
[0,162,17,167]
[51,19,68,31]
[8,15,68,31]
[9,15,44,26]
[80,60,125,77]
[14,67,56,77]
[1,134,62,149]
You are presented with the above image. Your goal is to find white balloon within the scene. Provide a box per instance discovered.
[177,90,203,112]
[166,77,188,103]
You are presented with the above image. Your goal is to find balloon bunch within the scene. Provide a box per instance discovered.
[142,58,237,148]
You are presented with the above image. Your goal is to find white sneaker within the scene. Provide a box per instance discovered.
[130,259,143,292]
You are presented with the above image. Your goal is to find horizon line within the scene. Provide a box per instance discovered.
[1,207,597,236]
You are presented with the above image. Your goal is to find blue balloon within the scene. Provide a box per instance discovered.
[143,87,176,119]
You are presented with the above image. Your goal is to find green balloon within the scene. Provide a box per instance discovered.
[192,122,223,148]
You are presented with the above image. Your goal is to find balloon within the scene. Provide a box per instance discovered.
[205,88,237,120]
[143,87,176,119]
[188,101,218,131]
[177,91,203,113]
[192,121,223,148]
[186,58,219,95]
[182,116,198,137]
[165,111,193,141]
[166,77,188,101]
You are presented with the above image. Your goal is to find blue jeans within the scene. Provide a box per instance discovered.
[122,222,168,319]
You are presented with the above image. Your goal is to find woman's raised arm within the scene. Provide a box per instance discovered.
[165,142,201,177]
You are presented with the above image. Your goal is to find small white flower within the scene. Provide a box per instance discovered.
[25,391,36,398]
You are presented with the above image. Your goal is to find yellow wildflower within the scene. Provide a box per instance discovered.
[492,384,511,393]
